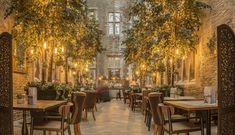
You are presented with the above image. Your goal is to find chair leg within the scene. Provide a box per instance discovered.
[148,114,152,131]
[43,130,46,135]
[68,125,72,135]
[157,125,163,135]
[92,110,96,121]
[95,104,98,112]
[30,118,34,135]
[74,123,81,135]
[154,124,157,135]
[48,131,52,135]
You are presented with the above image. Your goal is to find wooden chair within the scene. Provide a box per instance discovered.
[30,104,72,135]
[130,93,142,111]
[122,89,130,104]
[142,90,151,114]
[148,92,164,135]
[83,92,97,121]
[145,98,152,131]
[71,92,86,135]
[159,104,204,135]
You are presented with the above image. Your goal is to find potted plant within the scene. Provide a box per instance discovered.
[16,93,25,104]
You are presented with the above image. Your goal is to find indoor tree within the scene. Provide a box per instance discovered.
[123,0,210,86]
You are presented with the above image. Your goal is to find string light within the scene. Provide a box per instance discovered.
[54,47,57,54]
[43,42,47,49]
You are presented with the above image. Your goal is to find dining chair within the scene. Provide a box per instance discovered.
[71,92,86,135]
[145,98,152,131]
[130,93,142,111]
[122,89,130,104]
[148,92,164,135]
[83,92,97,121]
[30,104,72,135]
[142,90,151,114]
[159,104,204,135]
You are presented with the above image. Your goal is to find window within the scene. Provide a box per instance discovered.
[107,57,121,79]
[175,52,196,83]
[108,12,121,35]
[108,57,120,68]
[189,53,195,80]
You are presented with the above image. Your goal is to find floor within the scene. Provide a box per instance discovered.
[14,100,217,135]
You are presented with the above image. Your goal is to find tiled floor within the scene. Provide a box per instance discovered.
[14,100,217,135]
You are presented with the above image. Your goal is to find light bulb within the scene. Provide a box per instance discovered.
[43,42,47,49]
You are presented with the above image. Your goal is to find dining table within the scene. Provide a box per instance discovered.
[164,100,218,135]
[13,100,67,135]
[164,96,204,101]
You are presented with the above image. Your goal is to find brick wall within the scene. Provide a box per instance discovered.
[183,0,235,96]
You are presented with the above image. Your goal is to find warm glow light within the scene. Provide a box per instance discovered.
[30,49,34,54]
[61,47,64,53]
[135,71,139,75]
[54,48,57,54]
[176,49,179,55]
[141,64,146,69]
[85,68,89,72]
[73,71,76,75]
[152,73,156,76]
[125,77,129,80]
[43,42,47,49]
[98,76,103,80]
[74,63,78,67]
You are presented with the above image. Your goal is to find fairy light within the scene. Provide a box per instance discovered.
[43,42,47,49]
[54,47,57,54]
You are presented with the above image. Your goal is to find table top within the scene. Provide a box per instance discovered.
[164,100,218,111]
[164,96,204,101]
[134,93,142,96]
[13,100,67,111]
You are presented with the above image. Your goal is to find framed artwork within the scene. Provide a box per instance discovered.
[13,39,27,74]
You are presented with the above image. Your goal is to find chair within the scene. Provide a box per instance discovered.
[71,92,86,135]
[145,98,152,131]
[83,92,97,121]
[142,90,151,114]
[148,92,164,135]
[130,93,142,111]
[122,89,130,104]
[159,104,204,135]
[30,104,72,135]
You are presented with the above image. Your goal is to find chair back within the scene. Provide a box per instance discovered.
[158,104,174,131]
[59,104,73,118]
[148,92,163,125]
[83,92,97,110]
[70,92,86,124]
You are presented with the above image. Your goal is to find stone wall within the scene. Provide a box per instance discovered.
[183,0,235,97]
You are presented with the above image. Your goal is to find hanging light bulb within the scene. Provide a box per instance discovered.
[61,47,64,53]
[176,49,179,55]
[43,42,47,49]
[30,49,34,54]
[54,47,58,54]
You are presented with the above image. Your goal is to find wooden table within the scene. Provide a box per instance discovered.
[13,100,67,135]
[164,96,204,101]
[164,101,218,135]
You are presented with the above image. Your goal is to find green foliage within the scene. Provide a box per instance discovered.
[123,0,211,74]
[5,0,103,68]
[24,82,73,100]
